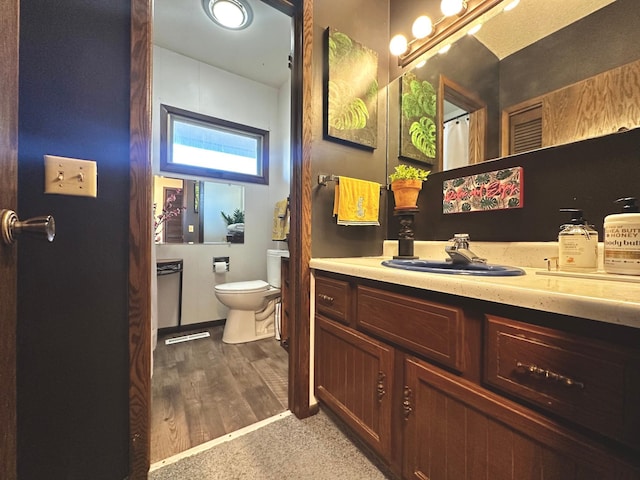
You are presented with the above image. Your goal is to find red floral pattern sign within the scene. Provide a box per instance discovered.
[442,167,523,214]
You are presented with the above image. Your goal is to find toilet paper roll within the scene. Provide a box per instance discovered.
[214,261,227,273]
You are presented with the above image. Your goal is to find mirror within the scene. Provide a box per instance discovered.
[153,175,245,244]
[388,0,640,172]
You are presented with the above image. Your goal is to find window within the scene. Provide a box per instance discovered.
[160,104,269,184]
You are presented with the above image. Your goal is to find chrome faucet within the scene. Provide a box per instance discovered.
[445,234,487,265]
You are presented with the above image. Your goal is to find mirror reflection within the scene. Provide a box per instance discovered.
[153,175,245,244]
[389,0,640,172]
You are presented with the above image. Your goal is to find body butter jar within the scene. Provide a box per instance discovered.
[604,197,640,275]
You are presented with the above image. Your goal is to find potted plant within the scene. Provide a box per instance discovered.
[388,164,430,210]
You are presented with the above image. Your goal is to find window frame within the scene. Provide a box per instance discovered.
[160,104,269,185]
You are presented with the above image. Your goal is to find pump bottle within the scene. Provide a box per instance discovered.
[558,208,598,272]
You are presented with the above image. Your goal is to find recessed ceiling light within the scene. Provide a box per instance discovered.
[202,0,253,30]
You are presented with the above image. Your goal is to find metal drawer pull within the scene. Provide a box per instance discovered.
[318,293,334,305]
[403,386,413,420]
[516,361,585,389]
[377,372,386,403]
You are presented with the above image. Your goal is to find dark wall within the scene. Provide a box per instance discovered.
[18,1,130,479]
[311,0,390,258]
[388,127,640,242]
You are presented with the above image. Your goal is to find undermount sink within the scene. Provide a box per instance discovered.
[381,258,526,276]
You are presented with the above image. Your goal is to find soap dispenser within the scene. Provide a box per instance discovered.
[558,208,598,272]
[603,197,640,275]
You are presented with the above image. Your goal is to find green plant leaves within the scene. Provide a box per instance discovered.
[409,116,437,158]
[328,80,369,130]
[402,79,436,119]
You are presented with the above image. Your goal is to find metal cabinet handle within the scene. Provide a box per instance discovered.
[377,371,386,403]
[403,386,413,420]
[516,361,584,389]
[318,293,334,305]
[1,209,55,245]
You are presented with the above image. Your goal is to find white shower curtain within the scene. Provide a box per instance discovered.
[443,117,469,171]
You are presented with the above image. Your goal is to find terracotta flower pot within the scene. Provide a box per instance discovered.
[391,179,423,210]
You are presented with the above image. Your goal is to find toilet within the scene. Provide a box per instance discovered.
[215,249,289,344]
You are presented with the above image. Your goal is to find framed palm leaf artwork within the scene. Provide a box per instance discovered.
[399,71,437,165]
[324,28,378,149]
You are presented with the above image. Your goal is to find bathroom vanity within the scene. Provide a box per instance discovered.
[310,246,640,479]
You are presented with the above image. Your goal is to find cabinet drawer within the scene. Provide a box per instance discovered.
[315,275,350,324]
[356,285,465,372]
[485,315,640,449]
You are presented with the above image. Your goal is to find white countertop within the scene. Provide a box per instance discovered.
[310,242,640,329]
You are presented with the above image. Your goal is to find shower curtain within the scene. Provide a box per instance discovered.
[443,117,469,171]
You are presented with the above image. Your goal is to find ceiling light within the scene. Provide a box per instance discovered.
[441,0,467,17]
[438,44,452,54]
[202,0,253,30]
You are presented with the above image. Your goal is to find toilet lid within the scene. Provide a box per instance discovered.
[215,280,269,293]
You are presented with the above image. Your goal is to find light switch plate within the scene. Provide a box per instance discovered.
[44,155,97,197]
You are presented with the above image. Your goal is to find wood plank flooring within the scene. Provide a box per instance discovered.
[150,325,288,463]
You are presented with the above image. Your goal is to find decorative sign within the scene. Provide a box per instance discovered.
[324,28,378,150]
[442,166,523,214]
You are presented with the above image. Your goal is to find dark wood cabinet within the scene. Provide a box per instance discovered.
[313,271,640,480]
[403,355,637,480]
[315,314,394,458]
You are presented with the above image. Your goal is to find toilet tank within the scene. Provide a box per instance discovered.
[267,249,289,288]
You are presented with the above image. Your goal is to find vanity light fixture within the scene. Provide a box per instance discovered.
[202,0,253,30]
[390,0,503,66]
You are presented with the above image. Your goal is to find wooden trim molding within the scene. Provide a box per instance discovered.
[288,0,314,419]
[129,0,153,477]
[0,0,19,478]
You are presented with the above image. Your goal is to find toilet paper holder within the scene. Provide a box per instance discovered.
[213,256,230,272]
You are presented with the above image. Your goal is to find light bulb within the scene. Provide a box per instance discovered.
[412,16,433,39]
[504,0,520,12]
[441,0,465,17]
[467,24,482,35]
[389,34,409,56]
[212,1,245,28]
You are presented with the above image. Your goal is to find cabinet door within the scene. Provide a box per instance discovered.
[402,356,640,480]
[315,314,394,459]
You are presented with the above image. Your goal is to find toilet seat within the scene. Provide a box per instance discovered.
[215,280,269,294]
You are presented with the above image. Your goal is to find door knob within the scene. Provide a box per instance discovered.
[1,209,56,245]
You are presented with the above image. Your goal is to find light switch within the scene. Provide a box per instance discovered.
[44,155,97,197]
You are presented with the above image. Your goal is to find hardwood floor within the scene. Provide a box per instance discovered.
[150,325,288,463]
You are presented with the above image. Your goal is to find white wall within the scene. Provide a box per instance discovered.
[153,46,290,326]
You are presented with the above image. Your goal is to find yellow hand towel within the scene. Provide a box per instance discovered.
[333,177,380,226]
[272,198,290,240]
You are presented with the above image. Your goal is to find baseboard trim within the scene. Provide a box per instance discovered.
[157,319,224,336]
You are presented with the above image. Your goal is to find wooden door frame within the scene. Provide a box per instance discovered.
[0,0,19,478]
[128,0,313,477]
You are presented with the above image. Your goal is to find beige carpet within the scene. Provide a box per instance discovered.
[149,409,393,480]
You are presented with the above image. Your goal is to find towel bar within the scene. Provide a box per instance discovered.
[317,174,387,190]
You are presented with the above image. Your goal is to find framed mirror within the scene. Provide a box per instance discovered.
[153,175,245,244]
[389,0,640,172]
